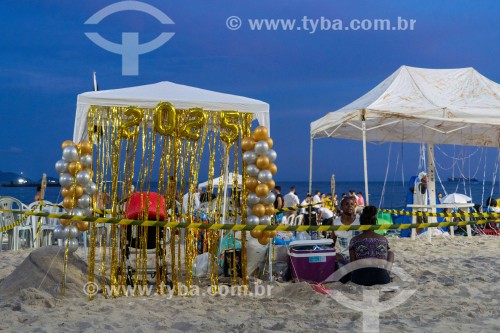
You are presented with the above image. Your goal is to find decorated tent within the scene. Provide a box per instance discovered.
[73,81,270,141]
[310,66,500,206]
[69,81,272,293]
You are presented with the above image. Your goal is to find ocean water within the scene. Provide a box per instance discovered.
[2,180,499,210]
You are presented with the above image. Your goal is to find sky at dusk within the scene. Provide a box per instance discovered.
[0,0,498,183]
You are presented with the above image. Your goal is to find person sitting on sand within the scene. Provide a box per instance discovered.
[349,205,394,286]
[332,196,361,263]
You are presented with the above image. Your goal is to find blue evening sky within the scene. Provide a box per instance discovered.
[0,0,498,182]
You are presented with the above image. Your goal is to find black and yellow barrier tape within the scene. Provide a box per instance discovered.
[379,209,500,218]
[1,209,499,232]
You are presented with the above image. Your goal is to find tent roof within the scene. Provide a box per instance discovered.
[198,173,242,189]
[311,66,500,147]
[73,81,270,141]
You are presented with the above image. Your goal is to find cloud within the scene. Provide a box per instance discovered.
[0,146,23,154]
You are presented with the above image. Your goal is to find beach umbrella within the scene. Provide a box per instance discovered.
[441,193,472,204]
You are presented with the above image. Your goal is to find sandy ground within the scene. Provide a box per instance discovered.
[0,236,499,333]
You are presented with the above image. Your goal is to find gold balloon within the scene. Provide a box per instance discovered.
[268,230,277,238]
[255,183,270,197]
[67,161,82,176]
[60,219,72,227]
[262,230,271,238]
[61,187,70,197]
[250,230,263,239]
[78,140,92,155]
[252,203,266,218]
[258,236,269,245]
[62,197,77,210]
[268,163,278,175]
[266,180,275,190]
[76,221,89,232]
[265,204,275,216]
[61,140,76,150]
[70,184,84,198]
[245,177,258,192]
[180,108,208,141]
[255,156,270,169]
[265,137,274,149]
[252,126,268,141]
[241,137,256,151]
[219,111,240,144]
[120,107,143,139]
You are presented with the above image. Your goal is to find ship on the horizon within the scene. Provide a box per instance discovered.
[447,177,478,182]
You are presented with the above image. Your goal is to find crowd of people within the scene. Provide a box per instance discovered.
[271,185,393,286]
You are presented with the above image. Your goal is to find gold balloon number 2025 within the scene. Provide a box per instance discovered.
[119,102,240,144]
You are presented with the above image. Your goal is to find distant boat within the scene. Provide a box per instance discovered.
[447,177,478,182]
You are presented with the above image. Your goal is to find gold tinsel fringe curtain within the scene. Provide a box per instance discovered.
[85,104,253,298]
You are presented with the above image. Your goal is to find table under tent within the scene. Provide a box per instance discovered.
[309,66,500,239]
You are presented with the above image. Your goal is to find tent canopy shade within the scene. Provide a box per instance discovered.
[198,173,242,189]
[311,66,500,147]
[73,81,270,141]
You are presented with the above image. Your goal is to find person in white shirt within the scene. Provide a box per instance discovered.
[317,206,334,238]
[283,186,300,217]
[333,196,361,263]
[412,172,428,223]
[182,186,200,214]
[313,190,322,206]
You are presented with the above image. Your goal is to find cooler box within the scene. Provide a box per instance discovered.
[288,239,336,283]
[126,192,165,220]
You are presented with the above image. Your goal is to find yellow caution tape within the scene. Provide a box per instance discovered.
[0,209,498,232]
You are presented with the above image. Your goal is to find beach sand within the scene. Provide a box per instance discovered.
[0,237,499,333]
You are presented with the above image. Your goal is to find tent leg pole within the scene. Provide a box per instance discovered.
[427,143,436,244]
[309,136,313,194]
[362,121,369,205]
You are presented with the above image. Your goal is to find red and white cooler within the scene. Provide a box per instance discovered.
[288,239,336,283]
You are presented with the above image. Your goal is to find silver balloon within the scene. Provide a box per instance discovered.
[62,146,79,162]
[80,154,93,169]
[259,215,272,225]
[66,225,79,239]
[59,173,74,188]
[76,170,91,186]
[53,225,65,239]
[246,164,259,177]
[77,194,92,209]
[257,170,273,183]
[267,149,277,162]
[246,215,260,225]
[246,207,254,217]
[261,192,276,205]
[247,193,260,205]
[55,159,69,174]
[72,208,84,216]
[242,151,257,164]
[254,141,269,156]
[64,238,79,253]
[85,182,97,195]
[81,207,93,217]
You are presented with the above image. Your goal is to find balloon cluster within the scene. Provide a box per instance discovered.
[53,140,96,253]
[242,126,278,245]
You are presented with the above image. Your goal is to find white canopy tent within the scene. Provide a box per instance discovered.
[310,66,500,210]
[73,81,270,141]
[73,81,270,225]
[198,173,242,189]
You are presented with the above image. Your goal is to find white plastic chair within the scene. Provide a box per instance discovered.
[0,196,29,250]
[28,201,59,247]
[294,214,304,226]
